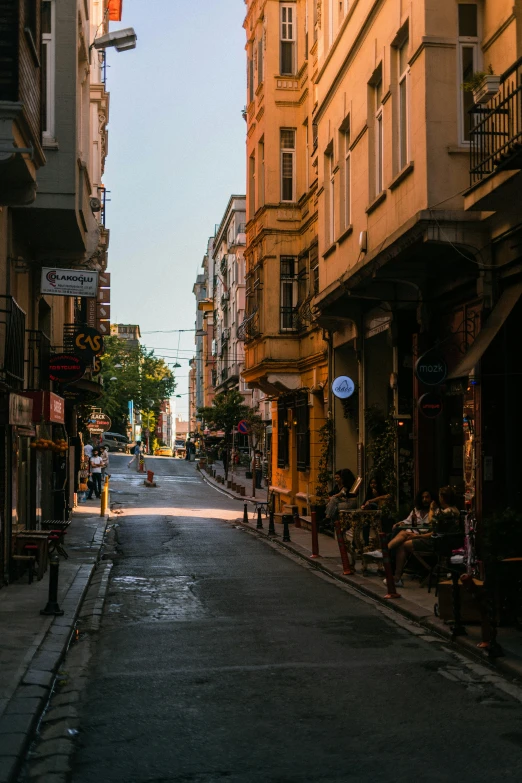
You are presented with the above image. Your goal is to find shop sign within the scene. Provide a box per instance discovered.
[73,326,104,360]
[41,268,98,298]
[86,412,111,434]
[49,354,85,383]
[418,393,443,418]
[92,357,102,375]
[331,376,355,399]
[21,391,65,423]
[9,394,33,427]
[415,350,448,386]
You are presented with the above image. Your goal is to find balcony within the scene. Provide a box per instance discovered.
[0,297,26,390]
[237,308,260,341]
[26,331,51,391]
[469,58,522,188]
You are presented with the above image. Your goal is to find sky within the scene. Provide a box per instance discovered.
[104,0,246,417]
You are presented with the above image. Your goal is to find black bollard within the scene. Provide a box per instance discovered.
[450,570,466,639]
[268,510,276,536]
[256,506,263,530]
[243,503,249,524]
[40,555,64,616]
[282,514,292,542]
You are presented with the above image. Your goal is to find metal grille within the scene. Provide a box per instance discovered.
[0,296,26,388]
[26,330,51,391]
[470,59,522,185]
[237,308,260,341]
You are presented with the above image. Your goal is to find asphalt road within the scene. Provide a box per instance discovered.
[70,455,522,782]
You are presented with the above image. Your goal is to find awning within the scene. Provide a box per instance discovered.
[447,282,522,379]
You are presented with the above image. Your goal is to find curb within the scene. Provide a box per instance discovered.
[198,469,261,504]
[0,519,109,783]
[236,518,522,684]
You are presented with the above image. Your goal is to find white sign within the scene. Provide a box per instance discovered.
[41,268,98,298]
[331,376,355,399]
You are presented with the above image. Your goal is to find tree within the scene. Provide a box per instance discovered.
[197,390,251,479]
[97,336,176,436]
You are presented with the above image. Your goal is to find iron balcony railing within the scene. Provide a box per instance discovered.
[280,306,299,332]
[97,186,110,227]
[237,308,260,341]
[26,330,51,391]
[470,58,522,185]
[0,296,26,389]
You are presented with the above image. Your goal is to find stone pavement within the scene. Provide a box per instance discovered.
[199,464,522,683]
[0,499,108,783]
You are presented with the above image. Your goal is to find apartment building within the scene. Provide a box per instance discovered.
[212,197,249,400]
[0,0,128,584]
[243,0,328,516]
[243,0,522,519]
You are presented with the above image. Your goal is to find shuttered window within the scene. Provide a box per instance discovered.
[277,399,289,468]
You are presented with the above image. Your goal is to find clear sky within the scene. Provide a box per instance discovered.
[105,0,246,417]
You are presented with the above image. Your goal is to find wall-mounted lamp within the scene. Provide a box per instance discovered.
[91,27,137,52]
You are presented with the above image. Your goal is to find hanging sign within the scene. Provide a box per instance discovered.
[415,350,447,386]
[86,412,111,434]
[41,268,98,298]
[92,357,102,375]
[331,376,355,399]
[418,393,443,418]
[73,326,104,360]
[49,354,85,384]
[237,419,250,434]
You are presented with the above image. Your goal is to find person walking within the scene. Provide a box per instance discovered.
[128,441,142,469]
[87,448,103,499]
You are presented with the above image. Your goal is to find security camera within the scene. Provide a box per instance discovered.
[92,28,137,52]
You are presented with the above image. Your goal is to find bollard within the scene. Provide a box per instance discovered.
[40,555,64,616]
[379,532,401,599]
[268,510,276,536]
[282,514,292,542]
[243,503,248,524]
[310,510,320,558]
[138,455,145,473]
[256,506,263,530]
[147,470,154,483]
[335,520,353,575]
[293,508,301,528]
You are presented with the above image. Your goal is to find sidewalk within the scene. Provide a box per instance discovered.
[0,499,108,783]
[199,466,522,682]
[204,460,268,503]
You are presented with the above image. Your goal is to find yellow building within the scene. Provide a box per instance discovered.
[243,0,328,516]
[244,0,522,518]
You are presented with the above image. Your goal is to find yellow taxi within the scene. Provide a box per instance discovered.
[154,446,173,457]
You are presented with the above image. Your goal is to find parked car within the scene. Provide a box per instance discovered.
[154,446,173,457]
[100,432,129,453]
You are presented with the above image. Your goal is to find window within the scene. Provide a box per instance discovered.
[340,121,351,228]
[458,4,479,143]
[258,139,265,207]
[280,4,296,75]
[398,35,409,169]
[41,0,55,140]
[277,399,289,468]
[310,245,319,294]
[24,0,37,40]
[249,153,256,217]
[326,149,335,245]
[257,35,264,85]
[281,128,296,202]
[375,76,384,194]
[295,392,310,472]
[248,50,254,103]
[280,257,298,331]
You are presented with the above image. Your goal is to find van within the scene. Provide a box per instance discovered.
[100,432,129,453]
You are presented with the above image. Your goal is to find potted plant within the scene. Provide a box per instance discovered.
[462,65,500,105]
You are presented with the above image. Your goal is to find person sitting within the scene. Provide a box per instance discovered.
[388,486,459,587]
[326,468,356,521]
[361,475,391,510]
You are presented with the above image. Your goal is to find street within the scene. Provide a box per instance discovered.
[56,457,522,781]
